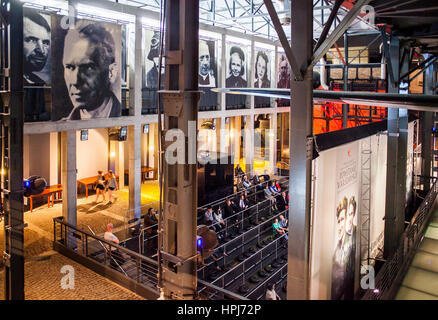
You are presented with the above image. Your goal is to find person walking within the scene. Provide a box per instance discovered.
[106,170,118,204]
[94,170,106,203]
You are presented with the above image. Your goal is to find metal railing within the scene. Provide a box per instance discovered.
[362,178,438,300]
[53,216,160,297]
[199,176,289,213]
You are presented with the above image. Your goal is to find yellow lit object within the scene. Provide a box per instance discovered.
[110,152,116,158]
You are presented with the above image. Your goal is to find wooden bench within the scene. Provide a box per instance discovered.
[77,174,119,199]
[29,184,63,212]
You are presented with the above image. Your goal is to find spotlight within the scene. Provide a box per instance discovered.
[23,176,47,197]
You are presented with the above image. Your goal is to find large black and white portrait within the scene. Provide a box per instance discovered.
[199,39,216,87]
[226,44,247,108]
[142,29,163,111]
[226,45,247,88]
[23,8,51,85]
[143,29,164,90]
[51,16,122,121]
[254,50,270,88]
[277,53,290,89]
[254,50,271,107]
[277,53,291,107]
[199,39,218,110]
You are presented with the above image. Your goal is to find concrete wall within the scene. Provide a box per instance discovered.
[76,129,109,179]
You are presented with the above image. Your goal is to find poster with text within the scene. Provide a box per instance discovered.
[51,16,122,121]
[332,142,359,300]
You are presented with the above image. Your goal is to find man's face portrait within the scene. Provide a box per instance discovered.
[63,30,116,112]
[24,16,50,73]
[256,55,267,80]
[336,209,346,242]
[199,41,211,77]
[279,59,289,78]
[345,202,355,235]
[230,52,243,78]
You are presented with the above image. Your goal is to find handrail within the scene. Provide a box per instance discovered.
[87,225,128,277]
[198,208,289,274]
[53,216,159,266]
[362,177,438,300]
[198,176,288,210]
[197,279,249,300]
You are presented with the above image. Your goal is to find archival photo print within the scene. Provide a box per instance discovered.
[276,52,290,106]
[226,43,248,108]
[331,143,359,300]
[23,7,51,85]
[199,38,218,110]
[51,16,122,121]
[254,49,271,107]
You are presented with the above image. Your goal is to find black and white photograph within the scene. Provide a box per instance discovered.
[51,16,122,121]
[254,49,271,107]
[226,44,248,108]
[23,7,51,85]
[142,28,164,112]
[199,38,218,111]
[277,53,290,89]
[276,53,290,107]
[199,39,217,88]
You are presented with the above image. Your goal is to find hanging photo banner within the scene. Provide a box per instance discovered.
[254,49,271,107]
[51,15,122,121]
[199,38,218,110]
[332,142,359,300]
[225,43,248,108]
[23,7,51,85]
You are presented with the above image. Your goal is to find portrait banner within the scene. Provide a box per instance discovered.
[332,142,360,300]
[51,16,122,121]
[254,49,271,107]
[225,43,248,108]
[199,38,218,110]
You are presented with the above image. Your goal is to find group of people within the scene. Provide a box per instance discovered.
[272,214,288,242]
[94,170,118,204]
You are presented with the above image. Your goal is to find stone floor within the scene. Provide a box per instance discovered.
[0,181,159,300]
[0,251,144,300]
[395,208,438,300]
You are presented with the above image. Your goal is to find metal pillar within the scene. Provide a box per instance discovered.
[2,0,24,300]
[383,37,408,258]
[422,55,435,189]
[342,33,349,129]
[128,125,141,221]
[161,0,201,300]
[287,0,313,300]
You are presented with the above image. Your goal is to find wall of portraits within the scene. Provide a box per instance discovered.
[310,132,390,300]
[199,38,218,111]
[51,15,122,121]
[225,43,248,108]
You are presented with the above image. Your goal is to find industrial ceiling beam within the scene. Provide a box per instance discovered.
[263,0,303,80]
[309,0,372,71]
[314,0,343,53]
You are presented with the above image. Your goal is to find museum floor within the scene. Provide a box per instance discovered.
[395,208,438,300]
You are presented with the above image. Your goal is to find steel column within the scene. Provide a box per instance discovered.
[383,36,404,259]
[287,0,313,300]
[422,54,435,191]
[161,0,201,300]
[3,0,24,300]
[342,32,349,129]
